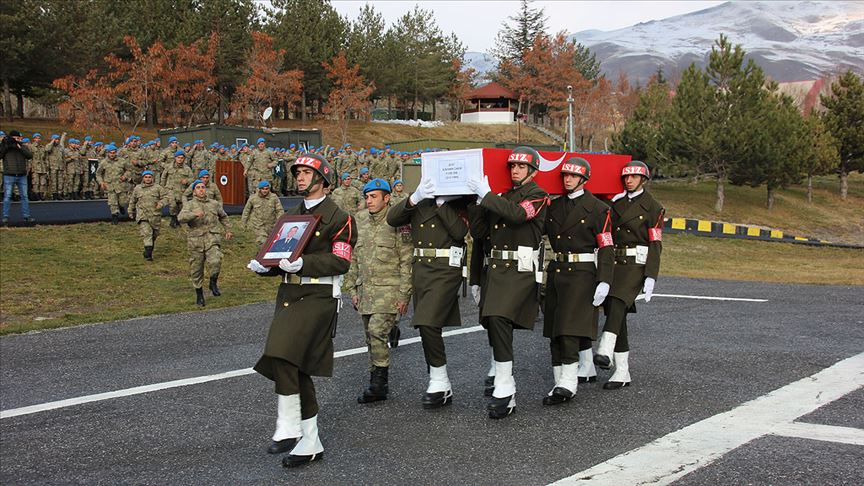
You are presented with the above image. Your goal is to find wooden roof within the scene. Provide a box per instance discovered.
[464,82,518,100]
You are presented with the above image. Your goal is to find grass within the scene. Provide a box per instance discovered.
[0,118,556,150]
[651,173,864,246]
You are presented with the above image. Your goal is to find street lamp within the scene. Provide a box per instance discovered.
[567,85,575,152]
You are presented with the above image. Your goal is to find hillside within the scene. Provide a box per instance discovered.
[0,119,557,150]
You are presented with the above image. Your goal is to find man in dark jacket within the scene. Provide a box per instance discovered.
[1,131,34,224]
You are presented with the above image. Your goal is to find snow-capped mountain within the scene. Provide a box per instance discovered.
[466,1,864,84]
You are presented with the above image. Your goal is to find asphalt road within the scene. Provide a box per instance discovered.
[1,277,862,485]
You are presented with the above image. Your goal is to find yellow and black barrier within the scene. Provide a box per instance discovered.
[664,218,863,249]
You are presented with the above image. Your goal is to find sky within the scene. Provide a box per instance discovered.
[330,1,726,52]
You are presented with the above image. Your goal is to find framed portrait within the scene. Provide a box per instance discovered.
[256,214,321,266]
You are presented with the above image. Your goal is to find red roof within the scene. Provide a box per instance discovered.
[464,82,518,100]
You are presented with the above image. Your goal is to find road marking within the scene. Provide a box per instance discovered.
[0,292,767,420]
[550,352,864,485]
[648,293,769,302]
[771,422,864,446]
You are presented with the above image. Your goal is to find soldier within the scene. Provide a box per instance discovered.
[29,133,49,201]
[390,179,407,204]
[542,158,614,405]
[191,140,211,175]
[177,179,233,306]
[352,167,371,191]
[388,178,470,409]
[44,133,66,200]
[344,178,413,404]
[594,160,664,390]
[182,169,223,203]
[246,137,278,196]
[467,146,549,419]
[161,150,194,228]
[159,136,181,176]
[247,152,356,468]
[241,180,284,247]
[96,144,133,224]
[330,172,363,215]
[62,138,83,199]
[129,170,169,261]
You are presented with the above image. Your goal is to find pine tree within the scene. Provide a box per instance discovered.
[612,79,674,174]
[820,70,864,200]
[490,0,547,67]
[801,114,840,203]
[572,42,601,82]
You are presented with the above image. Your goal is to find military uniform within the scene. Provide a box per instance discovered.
[44,135,66,199]
[543,187,614,402]
[95,149,133,220]
[182,179,223,203]
[29,140,49,199]
[63,145,84,198]
[241,188,284,246]
[177,189,232,303]
[594,184,664,389]
[388,195,469,408]
[330,184,363,215]
[129,175,169,260]
[161,160,194,221]
[247,146,276,195]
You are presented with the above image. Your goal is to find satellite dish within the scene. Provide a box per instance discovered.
[262,107,273,121]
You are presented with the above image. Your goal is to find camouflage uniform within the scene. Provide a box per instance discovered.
[29,141,49,198]
[344,204,413,371]
[161,160,194,218]
[241,189,284,246]
[330,184,363,215]
[119,146,148,185]
[177,192,231,289]
[44,135,66,198]
[95,153,133,216]
[182,179,223,203]
[63,146,84,198]
[248,147,277,194]
[129,177,169,250]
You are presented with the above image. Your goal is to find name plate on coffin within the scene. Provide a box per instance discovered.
[420,149,484,196]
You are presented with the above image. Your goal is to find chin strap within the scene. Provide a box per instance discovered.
[298,174,323,196]
[513,168,537,187]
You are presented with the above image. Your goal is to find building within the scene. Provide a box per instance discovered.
[158,124,322,149]
[460,82,519,124]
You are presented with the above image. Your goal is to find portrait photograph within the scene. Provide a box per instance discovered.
[256,214,321,265]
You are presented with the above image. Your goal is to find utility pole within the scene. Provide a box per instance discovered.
[566,85,575,152]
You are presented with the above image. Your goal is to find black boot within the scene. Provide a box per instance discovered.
[542,387,575,406]
[388,325,401,348]
[170,215,179,228]
[111,213,119,225]
[209,274,221,296]
[484,375,495,397]
[357,366,389,403]
[267,438,298,455]
[85,191,93,200]
[487,395,516,419]
[143,246,153,261]
[195,288,205,307]
[52,192,59,201]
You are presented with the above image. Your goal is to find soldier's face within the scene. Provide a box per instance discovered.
[175,156,185,165]
[170,142,178,148]
[108,151,117,159]
[360,173,370,181]
[509,162,531,183]
[193,184,206,197]
[342,177,351,187]
[295,167,316,191]
[258,142,266,150]
[562,173,585,192]
[623,174,644,192]
[33,136,41,143]
[259,186,270,196]
[143,174,154,184]
[201,175,210,184]
[365,190,390,214]
[394,183,403,192]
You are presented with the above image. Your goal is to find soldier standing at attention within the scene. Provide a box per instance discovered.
[96,144,133,225]
[330,172,363,215]
[28,133,48,201]
[247,153,356,468]
[387,178,470,409]
[594,161,664,390]
[542,158,614,405]
[345,178,413,404]
[178,179,233,306]
[467,146,549,419]
[129,170,169,261]
[44,133,66,200]
[390,179,407,204]
[247,138,277,196]
[63,138,84,199]
[241,180,284,247]
[162,150,194,228]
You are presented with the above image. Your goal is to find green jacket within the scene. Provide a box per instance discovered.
[241,191,283,232]
[608,190,664,308]
[129,181,169,222]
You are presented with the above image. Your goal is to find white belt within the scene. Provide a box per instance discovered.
[617,245,648,257]
[413,248,451,257]
[556,252,596,263]
[284,274,336,285]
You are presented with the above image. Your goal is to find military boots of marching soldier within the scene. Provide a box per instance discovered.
[357,366,389,403]
[422,365,453,409]
[487,361,516,419]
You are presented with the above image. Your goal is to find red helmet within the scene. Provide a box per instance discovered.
[560,157,591,181]
[621,160,650,180]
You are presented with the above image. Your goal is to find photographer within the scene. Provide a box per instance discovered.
[1,130,34,224]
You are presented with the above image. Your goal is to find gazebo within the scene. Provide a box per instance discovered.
[461,82,518,124]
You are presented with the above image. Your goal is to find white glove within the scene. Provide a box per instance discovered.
[643,277,655,302]
[467,175,491,199]
[471,285,481,305]
[247,259,269,274]
[592,282,610,307]
[409,177,436,205]
[435,195,459,206]
[279,257,303,274]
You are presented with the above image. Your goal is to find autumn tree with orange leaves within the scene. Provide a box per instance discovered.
[158,33,219,127]
[231,32,303,124]
[323,51,375,144]
[53,70,124,139]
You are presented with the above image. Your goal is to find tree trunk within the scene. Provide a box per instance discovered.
[217,89,224,125]
[432,100,436,121]
[766,184,774,210]
[15,91,24,118]
[840,165,848,200]
[387,96,392,120]
[807,175,813,203]
[714,175,725,213]
[301,90,306,123]
[3,78,13,122]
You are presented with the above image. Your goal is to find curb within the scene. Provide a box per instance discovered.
[664,218,864,249]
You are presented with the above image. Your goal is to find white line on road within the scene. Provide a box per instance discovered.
[648,293,769,302]
[550,352,864,485]
[0,292,769,420]
[771,422,864,446]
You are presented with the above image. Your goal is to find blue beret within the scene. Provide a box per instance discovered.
[258,180,270,188]
[384,145,391,149]
[32,132,42,138]
[69,138,80,144]
[289,144,296,149]
[209,143,218,148]
[363,178,391,195]
[52,134,60,139]
[105,144,117,152]
[359,167,369,175]
[198,169,209,177]
[190,179,204,189]
[393,179,403,185]
[174,150,186,157]
[22,138,30,143]
[370,148,377,154]
[341,172,351,180]
[195,140,202,144]
[142,170,153,176]
[85,136,92,141]
[256,137,266,144]
[94,142,103,146]
[168,136,178,142]
[183,143,191,148]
